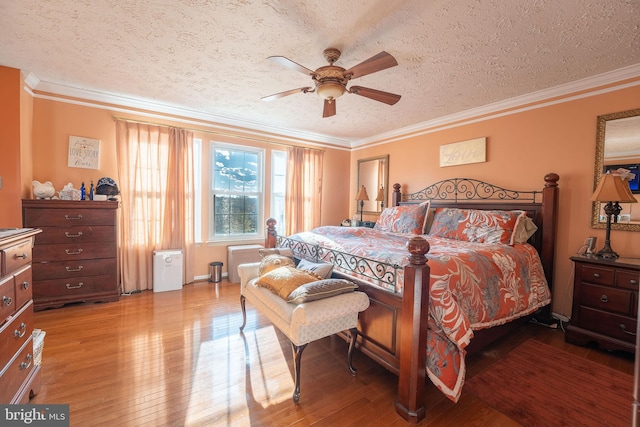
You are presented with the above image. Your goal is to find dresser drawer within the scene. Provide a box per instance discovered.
[0,301,33,371]
[0,275,16,321]
[32,258,117,281]
[0,337,34,403]
[14,266,32,309]
[33,241,116,262]
[618,270,640,290]
[23,207,116,227]
[578,306,637,344]
[580,282,632,315]
[35,225,116,244]
[580,264,615,286]
[2,238,32,276]
[34,274,117,298]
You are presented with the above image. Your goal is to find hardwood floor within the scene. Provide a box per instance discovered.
[30,280,634,427]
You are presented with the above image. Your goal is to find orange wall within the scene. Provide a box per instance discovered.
[28,96,350,279]
[354,83,640,317]
[0,67,23,226]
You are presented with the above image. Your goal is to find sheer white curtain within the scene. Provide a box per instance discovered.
[285,146,324,235]
[115,120,195,292]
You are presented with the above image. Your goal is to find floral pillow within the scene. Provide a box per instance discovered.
[374,201,430,234]
[429,208,525,244]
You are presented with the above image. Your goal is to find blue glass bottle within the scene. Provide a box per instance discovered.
[80,182,86,200]
[89,180,94,200]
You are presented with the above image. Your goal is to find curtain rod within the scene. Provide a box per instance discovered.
[112,116,325,152]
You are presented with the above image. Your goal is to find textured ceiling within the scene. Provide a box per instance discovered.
[1,0,639,146]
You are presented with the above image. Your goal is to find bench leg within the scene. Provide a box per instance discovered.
[291,342,308,403]
[347,327,358,374]
[239,295,247,331]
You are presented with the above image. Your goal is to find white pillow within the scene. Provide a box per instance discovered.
[296,258,334,279]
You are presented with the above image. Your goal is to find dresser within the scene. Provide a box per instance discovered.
[0,228,41,403]
[566,255,640,353]
[22,200,119,311]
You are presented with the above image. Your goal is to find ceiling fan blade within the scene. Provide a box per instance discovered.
[323,99,336,118]
[267,56,316,76]
[261,87,314,102]
[349,86,401,105]
[344,51,398,79]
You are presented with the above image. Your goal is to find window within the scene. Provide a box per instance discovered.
[210,143,264,241]
[271,150,287,235]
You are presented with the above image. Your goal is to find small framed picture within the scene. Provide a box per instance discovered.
[68,136,100,169]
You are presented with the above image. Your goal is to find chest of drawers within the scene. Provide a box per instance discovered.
[565,255,640,352]
[22,200,119,311]
[0,228,41,403]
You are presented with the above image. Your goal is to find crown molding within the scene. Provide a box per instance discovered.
[25,76,353,149]
[23,63,640,150]
[354,63,640,148]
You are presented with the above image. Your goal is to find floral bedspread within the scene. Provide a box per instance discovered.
[287,226,551,401]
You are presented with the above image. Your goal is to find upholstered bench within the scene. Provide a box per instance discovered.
[238,261,370,403]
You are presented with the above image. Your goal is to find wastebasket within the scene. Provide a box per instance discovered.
[209,262,223,283]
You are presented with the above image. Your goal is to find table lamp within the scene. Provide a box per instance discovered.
[376,187,385,210]
[591,173,638,259]
[356,185,369,223]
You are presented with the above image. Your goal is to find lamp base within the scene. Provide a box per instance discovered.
[595,247,619,260]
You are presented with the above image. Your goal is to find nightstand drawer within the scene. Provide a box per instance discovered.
[580,283,632,315]
[618,270,640,290]
[581,264,615,286]
[578,306,636,344]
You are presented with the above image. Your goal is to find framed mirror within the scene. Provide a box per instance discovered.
[591,108,640,232]
[357,155,389,214]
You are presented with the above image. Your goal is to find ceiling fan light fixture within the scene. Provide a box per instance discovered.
[316,81,346,101]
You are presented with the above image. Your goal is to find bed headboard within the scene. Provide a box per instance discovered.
[391,173,560,290]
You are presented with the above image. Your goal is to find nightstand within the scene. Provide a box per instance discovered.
[565,255,640,353]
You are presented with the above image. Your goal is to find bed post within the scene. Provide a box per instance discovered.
[392,183,402,207]
[396,236,430,423]
[538,173,559,323]
[265,217,277,248]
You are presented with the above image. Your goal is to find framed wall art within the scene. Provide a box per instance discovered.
[68,136,100,169]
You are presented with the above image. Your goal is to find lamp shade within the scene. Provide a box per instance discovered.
[591,173,638,203]
[356,185,369,201]
[375,187,385,201]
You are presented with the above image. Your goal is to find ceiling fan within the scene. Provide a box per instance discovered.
[262,47,401,118]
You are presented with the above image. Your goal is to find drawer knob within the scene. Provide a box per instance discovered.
[620,323,637,336]
[66,282,84,289]
[66,266,84,272]
[593,273,601,279]
[2,296,12,307]
[631,279,638,285]
[65,248,84,255]
[65,231,83,238]
[600,295,609,303]
[13,322,26,338]
[19,354,32,370]
[22,281,29,289]
[14,253,27,260]
[65,214,83,220]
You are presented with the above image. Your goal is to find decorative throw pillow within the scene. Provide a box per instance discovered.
[296,258,333,278]
[258,254,295,276]
[429,208,525,244]
[286,279,358,304]
[258,248,294,258]
[255,265,321,299]
[373,201,430,234]
[510,215,538,244]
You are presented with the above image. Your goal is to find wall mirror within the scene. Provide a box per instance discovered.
[591,108,640,232]
[357,155,389,214]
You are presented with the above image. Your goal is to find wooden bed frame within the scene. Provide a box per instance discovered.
[265,173,559,423]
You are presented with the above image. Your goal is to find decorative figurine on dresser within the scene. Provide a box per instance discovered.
[565,255,640,353]
[22,199,119,311]
[0,227,42,403]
